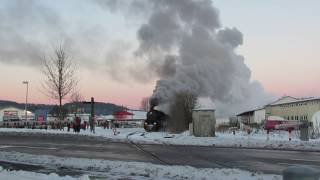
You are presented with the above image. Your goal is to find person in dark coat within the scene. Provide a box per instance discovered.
[67,123,71,132]
[103,122,107,129]
[83,121,87,130]
[75,116,81,133]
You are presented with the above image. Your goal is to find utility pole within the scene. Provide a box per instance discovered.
[82,97,95,133]
[90,97,95,133]
[22,81,29,120]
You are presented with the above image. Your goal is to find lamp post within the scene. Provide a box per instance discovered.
[22,81,29,121]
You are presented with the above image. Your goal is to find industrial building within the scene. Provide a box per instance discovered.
[265,96,320,129]
[237,96,320,132]
[0,106,34,121]
[236,107,265,125]
[97,110,147,128]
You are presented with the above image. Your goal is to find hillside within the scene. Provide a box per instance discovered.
[0,100,123,115]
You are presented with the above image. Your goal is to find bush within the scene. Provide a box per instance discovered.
[248,123,262,129]
[168,91,197,133]
[216,124,231,132]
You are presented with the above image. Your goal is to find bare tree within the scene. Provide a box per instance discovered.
[140,97,150,111]
[69,91,83,115]
[168,91,198,133]
[42,46,77,122]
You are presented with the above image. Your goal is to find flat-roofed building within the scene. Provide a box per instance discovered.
[0,107,34,121]
[265,96,320,134]
[237,107,266,125]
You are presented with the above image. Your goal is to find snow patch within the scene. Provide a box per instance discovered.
[0,166,89,180]
[0,151,281,180]
[1,127,320,151]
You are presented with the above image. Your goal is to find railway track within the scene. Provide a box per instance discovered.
[125,131,234,169]
[126,131,170,165]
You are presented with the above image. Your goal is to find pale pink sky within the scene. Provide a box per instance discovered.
[0,0,319,109]
[0,65,155,108]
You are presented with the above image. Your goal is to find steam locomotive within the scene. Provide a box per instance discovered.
[144,99,168,131]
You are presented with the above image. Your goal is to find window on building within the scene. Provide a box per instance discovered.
[291,116,294,120]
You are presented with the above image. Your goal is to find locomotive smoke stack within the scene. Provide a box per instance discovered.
[149,98,159,111]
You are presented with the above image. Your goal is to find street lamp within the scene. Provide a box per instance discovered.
[22,81,29,121]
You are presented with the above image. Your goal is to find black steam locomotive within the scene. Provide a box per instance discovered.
[144,99,168,131]
[144,109,167,131]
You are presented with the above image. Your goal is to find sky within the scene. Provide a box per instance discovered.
[0,0,319,109]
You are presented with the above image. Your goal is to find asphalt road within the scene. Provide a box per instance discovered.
[0,132,320,175]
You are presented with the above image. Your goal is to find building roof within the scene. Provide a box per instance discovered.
[113,110,134,119]
[237,110,255,116]
[193,108,215,111]
[128,110,147,120]
[98,110,147,121]
[254,107,265,111]
[0,106,24,111]
[268,96,320,106]
[236,105,266,117]
[268,96,298,106]
[0,106,33,115]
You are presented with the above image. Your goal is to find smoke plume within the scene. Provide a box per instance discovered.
[130,0,273,116]
[0,0,63,65]
[0,0,273,116]
[0,0,109,68]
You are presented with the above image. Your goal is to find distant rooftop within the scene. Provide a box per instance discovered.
[269,96,320,106]
[193,107,215,111]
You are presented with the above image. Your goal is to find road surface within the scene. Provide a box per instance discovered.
[0,132,319,175]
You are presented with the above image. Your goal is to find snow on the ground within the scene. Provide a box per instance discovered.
[0,151,281,180]
[0,166,89,180]
[127,129,320,151]
[1,127,320,151]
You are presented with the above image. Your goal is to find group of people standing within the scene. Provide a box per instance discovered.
[66,116,88,133]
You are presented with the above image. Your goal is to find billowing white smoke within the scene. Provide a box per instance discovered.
[0,0,273,116]
[133,0,273,116]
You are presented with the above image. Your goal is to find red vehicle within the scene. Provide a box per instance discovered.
[264,120,281,130]
[264,116,300,131]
